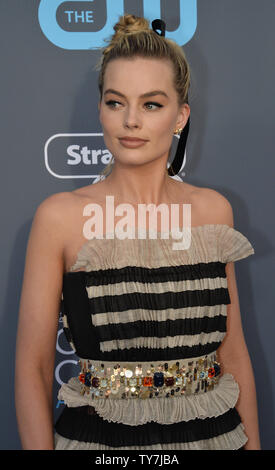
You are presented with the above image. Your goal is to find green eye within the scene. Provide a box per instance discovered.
[105,100,121,107]
[145,102,163,110]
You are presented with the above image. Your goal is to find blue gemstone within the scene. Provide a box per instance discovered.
[214,363,221,377]
[153,372,164,387]
[84,372,91,386]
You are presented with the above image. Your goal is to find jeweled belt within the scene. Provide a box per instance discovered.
[77,352,221,399]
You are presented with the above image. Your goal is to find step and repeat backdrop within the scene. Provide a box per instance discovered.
[0,0,274,449]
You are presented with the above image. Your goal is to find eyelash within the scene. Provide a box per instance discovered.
[105,100,163,110]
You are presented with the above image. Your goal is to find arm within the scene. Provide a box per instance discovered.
[15,194,67,450]
[214,196,261,450]
[220,261,261,450]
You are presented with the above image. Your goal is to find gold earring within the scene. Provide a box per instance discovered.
[174,127,183,135]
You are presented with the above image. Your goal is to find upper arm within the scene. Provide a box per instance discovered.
[16,193,68,380]
[203,190,249,364]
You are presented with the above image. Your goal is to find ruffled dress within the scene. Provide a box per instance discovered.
[54,224,255,450]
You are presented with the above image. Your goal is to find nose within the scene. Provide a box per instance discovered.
[123,104,141,129]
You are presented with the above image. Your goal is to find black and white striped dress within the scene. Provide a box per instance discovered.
[54,224,254,450]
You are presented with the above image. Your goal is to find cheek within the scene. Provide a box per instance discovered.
[148,115,174,143]
[100,110,117,135]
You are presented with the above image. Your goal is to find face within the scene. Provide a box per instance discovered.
[98,56,190,170]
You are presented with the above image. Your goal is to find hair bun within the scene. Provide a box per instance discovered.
[113,14,151,38]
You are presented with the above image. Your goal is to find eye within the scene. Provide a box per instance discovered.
[144,102,163,110]
[105,100,121,108]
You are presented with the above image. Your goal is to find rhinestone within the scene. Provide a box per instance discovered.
[142,376,153,387]
[129,377,137,386]
[91,377,100,388]
[208,367,215,378]
[125,369,133,378]
[78,373,85,384]
[100,378,108,388]
[214,363,221,376]
[165,376,175,386]
[84,372,91,387]
[153,372,164,387]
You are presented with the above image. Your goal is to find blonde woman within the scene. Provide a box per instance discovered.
[15,14,261,450]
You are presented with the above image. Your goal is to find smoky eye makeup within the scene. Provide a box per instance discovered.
[145,102,164,109]
[105,100,120,107]
[105,100,164,109]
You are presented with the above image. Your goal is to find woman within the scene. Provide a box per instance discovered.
[15,14,261,450]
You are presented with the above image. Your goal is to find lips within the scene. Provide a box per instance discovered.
[119,137,149,148]
[119,137,148,142]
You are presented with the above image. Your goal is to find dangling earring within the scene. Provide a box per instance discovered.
[167,118,190,176]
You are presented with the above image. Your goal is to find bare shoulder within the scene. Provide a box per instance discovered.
[31,191,83,251]
[194,186,234,227]
[35,183,106,231]
[174,181,234,227]
[36,191,78,214]
[34,191,83,226]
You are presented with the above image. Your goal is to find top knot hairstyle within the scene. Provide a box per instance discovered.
[96,14,190,107]
[95,14,191,177]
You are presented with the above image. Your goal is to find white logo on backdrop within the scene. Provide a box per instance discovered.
[44,133,112,180]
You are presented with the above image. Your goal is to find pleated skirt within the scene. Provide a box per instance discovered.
[54,404,248,450]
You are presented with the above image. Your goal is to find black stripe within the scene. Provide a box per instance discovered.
[93,315,227,342]
[82,261,227,286]
[61,273,226,360]
[55,405,242,447]
[88,288,231,314]
[62,272,101,358]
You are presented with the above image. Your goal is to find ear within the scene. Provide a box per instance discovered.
[176,103,190,130]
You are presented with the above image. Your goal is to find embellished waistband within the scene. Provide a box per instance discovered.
[77,352,221,400]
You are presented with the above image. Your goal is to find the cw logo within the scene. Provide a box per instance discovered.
[38,0,197,50]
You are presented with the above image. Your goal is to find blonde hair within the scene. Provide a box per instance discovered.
[95,14,191,178]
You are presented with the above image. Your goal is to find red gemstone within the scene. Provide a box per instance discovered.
[91,377,100,388]
[142,376,153,386]
[208,367,215,378]
[78,373,85,383]
[165,376,175,386]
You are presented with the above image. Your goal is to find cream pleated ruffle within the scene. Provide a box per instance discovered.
[54,422,248,450]
[58,372,240,426]
[68,224,255,273]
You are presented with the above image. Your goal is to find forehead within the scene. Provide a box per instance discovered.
[103,56,175,95]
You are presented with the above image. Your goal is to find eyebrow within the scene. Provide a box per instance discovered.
[103,88,169,99]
